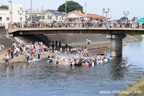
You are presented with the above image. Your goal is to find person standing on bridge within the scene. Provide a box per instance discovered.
[59,41,61,47]
[0,44,2,53]
[55,40,58,47]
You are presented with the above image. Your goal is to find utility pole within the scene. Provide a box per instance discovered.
[102,8,105,17]
[102,8,105,22]
[18,7,23,28]
[65,0,67,14]
[31,0,32,23]
[65,0,67,22]
[41,6,43,27]
[85,3,87,21]
[9,0,13,28]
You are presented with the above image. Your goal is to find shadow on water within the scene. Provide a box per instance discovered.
[110,57,126,80]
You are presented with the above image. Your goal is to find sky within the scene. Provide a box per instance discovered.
[1,0,144,20]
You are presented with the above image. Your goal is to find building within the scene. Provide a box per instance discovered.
[0,3,25,28]
[10,4,25,23]
[0,9,10,24]
[39,9,65,23]
[87,14,106,21]
[25,9,44,22]
[67,10,90,22]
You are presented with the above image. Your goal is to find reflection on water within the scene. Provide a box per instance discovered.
[0,38,144,96]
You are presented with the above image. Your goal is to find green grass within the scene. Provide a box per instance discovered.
[133,35,143,41]
[117,77,144,96]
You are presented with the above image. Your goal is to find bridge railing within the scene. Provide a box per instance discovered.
[8,22,144,29]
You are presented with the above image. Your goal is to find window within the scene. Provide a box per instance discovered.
[56,16,58,20]
[7,17,9,21]
[25,16,27,19]
[42,16,45,19]
[0,17,2,21]
[48,16,52,19]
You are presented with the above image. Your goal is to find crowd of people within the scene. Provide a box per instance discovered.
[47,46,111,67]
[5,41,48,64]
[1,20,144,29]
[3,39,112,66]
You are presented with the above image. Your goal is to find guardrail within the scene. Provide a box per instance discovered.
[7,22,144,29]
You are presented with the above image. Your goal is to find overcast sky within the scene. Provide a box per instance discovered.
[1,0,144,20]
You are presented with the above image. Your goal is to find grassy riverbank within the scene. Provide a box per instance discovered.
[117,77,144,96]
[133,35,143,41]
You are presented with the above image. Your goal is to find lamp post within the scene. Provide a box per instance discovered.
[123,11,129,23]
[18,7,23,28]
[9,0,13,28]
[103,8,110,28]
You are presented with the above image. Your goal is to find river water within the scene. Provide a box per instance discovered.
[0,38,144,96]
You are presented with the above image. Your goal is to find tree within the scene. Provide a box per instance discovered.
[0,5,8,9]
[58,1,83,13]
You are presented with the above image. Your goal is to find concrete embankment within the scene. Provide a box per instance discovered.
[70,35,138,50]
[0,29,13,49]
[0,29,141,64]
[13,34,139,50]
[0,52,51,64]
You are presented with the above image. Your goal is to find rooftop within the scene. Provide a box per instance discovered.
[73,10,89,17]
[45,9,65,15]
[87,14,105,19]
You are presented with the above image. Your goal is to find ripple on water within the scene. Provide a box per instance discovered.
[0,39,144,96]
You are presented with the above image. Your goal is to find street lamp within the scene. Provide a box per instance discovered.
[103,8,110,28]
[123,11,129,23]
[18,7,23,28]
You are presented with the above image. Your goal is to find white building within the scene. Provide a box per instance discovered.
[25,9,43,22]
[10,3,25,23]
[40,9,65,23]
[67,10,90,22]
[0,3,25,28]
[0,9,10,24]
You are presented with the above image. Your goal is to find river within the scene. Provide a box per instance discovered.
[0,37,144,96]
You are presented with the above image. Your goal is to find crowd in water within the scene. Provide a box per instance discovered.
[47,46,112,66]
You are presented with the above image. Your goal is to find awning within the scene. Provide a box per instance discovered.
[136,17,144,23]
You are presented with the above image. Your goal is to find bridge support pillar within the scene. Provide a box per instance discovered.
[106,34,126,57]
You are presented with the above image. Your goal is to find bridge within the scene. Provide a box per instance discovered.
[8,28,144,35]
[7,28,144,57]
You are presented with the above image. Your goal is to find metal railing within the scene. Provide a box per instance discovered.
[7,22,144,29]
